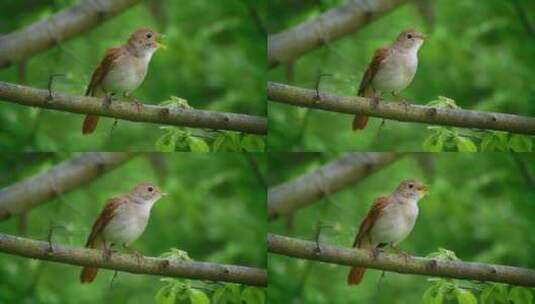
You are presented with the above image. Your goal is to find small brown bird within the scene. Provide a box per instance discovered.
[82,28,164,134]
[347,180,427,285]
[80,182,166,283]
[353,29,425,130]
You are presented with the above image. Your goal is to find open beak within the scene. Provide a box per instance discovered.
[156,33,167,49]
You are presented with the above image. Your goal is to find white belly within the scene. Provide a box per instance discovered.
[102,206,149,245]
[372,50,418,94]
[369,200,419,245]
[101,62,147,94]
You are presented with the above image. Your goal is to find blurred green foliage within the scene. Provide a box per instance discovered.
[267,153,535,303]
[0,153,266,303]
[267,0,535,151]
[0,0,267,151]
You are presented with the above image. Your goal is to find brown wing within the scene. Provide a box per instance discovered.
[85,47,123,96]
[357,47,389,96]
[84,197,125,248]
[352,196,391,248]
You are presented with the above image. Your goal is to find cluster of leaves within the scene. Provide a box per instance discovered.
[155,249,265,304]
[156,281,265,304]
[423,249,533,304]
[155,97,265,152]
[156,128,265,152]
[423,97,533,152]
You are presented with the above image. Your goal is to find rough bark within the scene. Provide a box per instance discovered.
[268,0,410,68]
[0,233,267,286]
[268,153,401,220]
[268,82,535,135]
[268,233,535,287]
[0,81,267,135]
[0,152,134,220]
[0,0,142,69]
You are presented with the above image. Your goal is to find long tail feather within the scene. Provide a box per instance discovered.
[82,115,99,134]
[347,267,367,285]
[352,114,369,130]
[80,267,99,283]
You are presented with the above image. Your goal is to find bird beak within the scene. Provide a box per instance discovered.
[417,184,428,195]
[417,33,427,40]
[161,192,168,196]
[156,33,167,49]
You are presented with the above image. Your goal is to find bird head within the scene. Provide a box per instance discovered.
[395,29,426,51]
[396,179,428,200]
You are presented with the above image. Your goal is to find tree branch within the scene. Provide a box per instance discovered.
[268,153,402,220]
[0,152,135,221]
[267,233,535,287]
[268,82,535,135]
[0,233,267,287]
[268,0,410,68]
[0,0,142,69]
[0,81,267,135]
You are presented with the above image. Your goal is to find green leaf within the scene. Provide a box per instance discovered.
[155,285,173,304]
[509,135,533,152]
[225,284,241,304]
[426,96,459,109]
[509,287,533,304]
[455,136,477,152]
[241,287,265,304]
[212,287,228,304]
[188,288,210,304]
[423,132,445,152]
[213,132,242,152]
[155,130,178,152]
[480,134,496,152]
[480,285,495,304]
[456,288,477,304]
[187,136,210,152]
[154,284,177,304]
[241,135,265,152]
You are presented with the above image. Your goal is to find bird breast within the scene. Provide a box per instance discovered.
[369,199,419,246]
[101,202,151,245]
[371,48,418,93]
[101,54,150,94]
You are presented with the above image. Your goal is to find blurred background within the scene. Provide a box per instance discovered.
[267,0,535,151]
[267,152,535,303]
[0,153,266,303]
[0,0,267,151]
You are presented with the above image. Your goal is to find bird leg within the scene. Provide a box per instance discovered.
[370,91,381,109]
[392,92,410,110]
[102,93,113,109]
[390,243,410,263]
[123,244,143,264]
[371,246,384,260]
[102,243,113,261]
[123,92,144,112]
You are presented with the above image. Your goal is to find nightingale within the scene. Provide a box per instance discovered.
[353,29,425,130]
[347,179,427,285]
[80,182,166,283]
[82,27,164,135]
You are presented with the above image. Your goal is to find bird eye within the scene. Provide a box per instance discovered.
[407,34,413,39]
[148,187,154,192]
[408,184,414,188]
[146,33,152,39]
